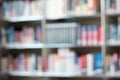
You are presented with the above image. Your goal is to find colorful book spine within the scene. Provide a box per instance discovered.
[110,24,117,41]
[81,25,87,46]
[94,53,103,74]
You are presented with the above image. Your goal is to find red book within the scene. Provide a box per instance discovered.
[81,55,87,69]
[97,26,102,45]
[13,57,18,71]
[45,58,48,72]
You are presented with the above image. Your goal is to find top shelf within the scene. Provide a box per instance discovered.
[2,13,101,23]
[2,16,43,22]
[106,12,120,16]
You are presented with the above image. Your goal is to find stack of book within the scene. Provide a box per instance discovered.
[106,52,120,75]
[46,0,99,18]
[7,53,43,72]
[45,48,103,75]
[106,0,120,14]
[5,26,42,44]
[77,25,102,46]
[2,0,43,18]
[45,23,78,44]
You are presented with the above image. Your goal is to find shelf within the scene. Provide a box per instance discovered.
[106,72,120,78]
[5,43,44,49]
[2,16,43,22]
[73,13,101,18]
[6,71,120,78]
[44,13,101,20]
[44,43,77,48]
[9,71,44,77]
[1,13,100,22]
[8,71,104,78]
[107,40,120,46]
[106,12,120,16]
[4,43,101,49]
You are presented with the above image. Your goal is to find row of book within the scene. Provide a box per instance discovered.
[106,0,120,13]
[77,25,102,46]
[1,53,43,73]
[106,52,120,75]
[1,26,42,44]
[1,49,103,75]
[45,23,77,43]
[2,0,43,18]
[1,0,99,18]
[46,0,99,18]
[0,23,102,45]
[45,22,102,46]
[45,49,103,75]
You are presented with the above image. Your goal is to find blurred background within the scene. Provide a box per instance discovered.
[0,0,120,80]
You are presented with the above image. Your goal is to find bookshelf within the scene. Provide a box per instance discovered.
[0,0,120,80]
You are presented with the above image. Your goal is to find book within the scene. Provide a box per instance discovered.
[106,0,118,13]
[87,53,93,75]
[109,24,117,42]
[5,25,42,44]
[47,49,103,75]
[7,26,14,43]
[106,54,110,72]
[81,54,87,75]
[2,0,43,18]
[1,57,8,73]
[94,52,103,74]
[6,53,43,72]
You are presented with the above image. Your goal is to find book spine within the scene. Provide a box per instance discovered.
[81,54,87,75]
[110,24,117,41]
[81,25,87,46]
[94,53,103,74]
[87,53,93,75]
[87,26,92,46]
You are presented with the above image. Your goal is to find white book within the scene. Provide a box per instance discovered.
[30,1,36,16]
[88,0,96,14]
[28,54,36,71]
[23,0,30,16]
[48,54,54,72]
[117,0,120,13]
[37,0,42,17]
[54,54,60,73]
[46,0,56,18]
[58,49,68,72]
[87,53,94,75]
[110,56,115,75]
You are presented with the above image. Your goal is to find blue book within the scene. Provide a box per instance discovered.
[36,26,42,42]
[94,52,103,74]
[7,26,14,43]
[110,24,117,41]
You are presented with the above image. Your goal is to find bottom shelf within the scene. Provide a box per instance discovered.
[8,71,104,78]
[4,71,120,78]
